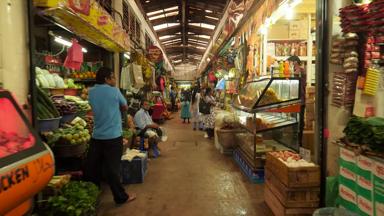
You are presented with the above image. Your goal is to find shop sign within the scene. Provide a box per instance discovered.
[34,0,130,52]
[147,46,163,63]
[68,0,90,15]
[0,166,29,193]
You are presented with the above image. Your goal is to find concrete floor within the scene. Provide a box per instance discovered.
[98,115,273,216]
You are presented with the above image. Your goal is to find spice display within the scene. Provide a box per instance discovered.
[331,72,357,108]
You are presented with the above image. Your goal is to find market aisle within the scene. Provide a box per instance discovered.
[98,114,273,216]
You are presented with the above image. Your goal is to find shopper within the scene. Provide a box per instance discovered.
[180,90,191,123]
[287,55,306,145]
[170,86,177,112]
[134,100,163,157]
[202,87,216,139]
[84,67,136,205]
[191,87,203,130]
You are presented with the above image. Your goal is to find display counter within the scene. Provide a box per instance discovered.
[0,90,54,215]
[231,77,302,171]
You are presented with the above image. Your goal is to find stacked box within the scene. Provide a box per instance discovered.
[357,156,374,216]
[339,147,358,212]
[374,161,384,216]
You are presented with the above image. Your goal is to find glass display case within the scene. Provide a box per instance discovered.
[231,77,302,171]
[233,77,301,112]
[0,90,54,215]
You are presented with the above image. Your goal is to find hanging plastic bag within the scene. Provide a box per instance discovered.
[64,39,83,70]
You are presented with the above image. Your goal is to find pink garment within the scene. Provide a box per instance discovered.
[63,39,83,70]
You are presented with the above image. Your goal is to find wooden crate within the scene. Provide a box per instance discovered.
[266,152,320,188]
[265,169,320,208]
[265,185,317,216]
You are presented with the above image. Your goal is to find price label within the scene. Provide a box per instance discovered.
[299,147,311,162]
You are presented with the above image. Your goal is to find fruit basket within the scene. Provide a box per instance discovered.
[60,113,77,124]
[53,143,88,158]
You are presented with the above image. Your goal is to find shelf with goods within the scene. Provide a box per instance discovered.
[0,90,55,216]
[231,77,303,182]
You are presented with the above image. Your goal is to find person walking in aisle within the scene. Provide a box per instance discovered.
[170,86,177,112]
[202,87,216,138]
[191,87,203,130]
[180,89,192,123]
[84,67,136,204]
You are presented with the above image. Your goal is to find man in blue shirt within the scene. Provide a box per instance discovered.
[84,67,136,204]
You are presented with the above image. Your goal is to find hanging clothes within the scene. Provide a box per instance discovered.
[120,64,132,90]
[63,39,83,70]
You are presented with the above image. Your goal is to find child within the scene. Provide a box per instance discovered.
[180,96,191,123]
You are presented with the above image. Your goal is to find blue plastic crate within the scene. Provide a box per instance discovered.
[121,152,148,184]
[233,149,264,184]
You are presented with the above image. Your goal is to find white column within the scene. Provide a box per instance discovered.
[0,0,29,105]
[307,13,313,85]
[113,0,123,87]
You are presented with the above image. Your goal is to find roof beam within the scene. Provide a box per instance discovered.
[156,25,181,36]
[150,15,180,26]
[187,35,210,42]
[187,25,214,35]
[181,0,187,62]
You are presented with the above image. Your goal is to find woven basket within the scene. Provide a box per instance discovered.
[217,129,243,149]
[53,143,88,158]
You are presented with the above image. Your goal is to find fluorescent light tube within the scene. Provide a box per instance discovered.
[54,36,87,53]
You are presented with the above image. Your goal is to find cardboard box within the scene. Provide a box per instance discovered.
[357,175,373,200]
[374,160,384,216]
[340,165,357,189]
[358,195,374,216]
[358,156,375,180]
[339,184,358,212]
[339,147,358,171]
[302,130,314,154]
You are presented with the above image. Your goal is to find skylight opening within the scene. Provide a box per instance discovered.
[153,23,179,31]
[149,14,165,20]
[189,23,215,30]
[147,9,163,16]
[205,10,213,13]
[164,6,179,12]
[201,23,215,29]
[165,11,179,17]
[195,46,206,50]
[205,15,219,20]
[159,35,175,40]
[197,35,210,39]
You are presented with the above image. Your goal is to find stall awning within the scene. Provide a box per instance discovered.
[34,0,130,52]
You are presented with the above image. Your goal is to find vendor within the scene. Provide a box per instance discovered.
[287,55,306,145]
[134,100,163,156]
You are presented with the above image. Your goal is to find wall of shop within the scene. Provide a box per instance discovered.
[0,0,30,106]
[326,0,352,176]
[126,0,174,73]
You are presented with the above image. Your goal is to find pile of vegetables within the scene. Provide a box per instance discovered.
[65,78,83,89]
[51,95,77,115]
[343,116,384,152]
[122,129,134,139]
[36,67,65,89]
[44,181,100,216]
[0,130,35,158]
[37,87,61,119]
[48,175,71,190]
[64,95,91,113]
[83,116,94,134]
[43,120,90,147]
[270,151,316,167]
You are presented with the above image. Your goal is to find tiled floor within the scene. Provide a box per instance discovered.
[98,114,273,216]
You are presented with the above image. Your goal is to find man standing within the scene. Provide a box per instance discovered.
[85,67,136,204]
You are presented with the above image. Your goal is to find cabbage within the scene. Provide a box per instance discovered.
[53,74,65,88]
[44,74,56,88]
[37,74,49,88]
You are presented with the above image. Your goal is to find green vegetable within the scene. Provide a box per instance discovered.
[344,116,384,152]
[43,181,100,216]
[37,87,61,118]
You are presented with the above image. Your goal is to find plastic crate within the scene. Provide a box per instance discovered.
[121,152,148,184]
[233,149,264,184]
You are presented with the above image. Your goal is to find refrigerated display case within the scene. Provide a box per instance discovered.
[0,90,55,215]
[231,77,302,172]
